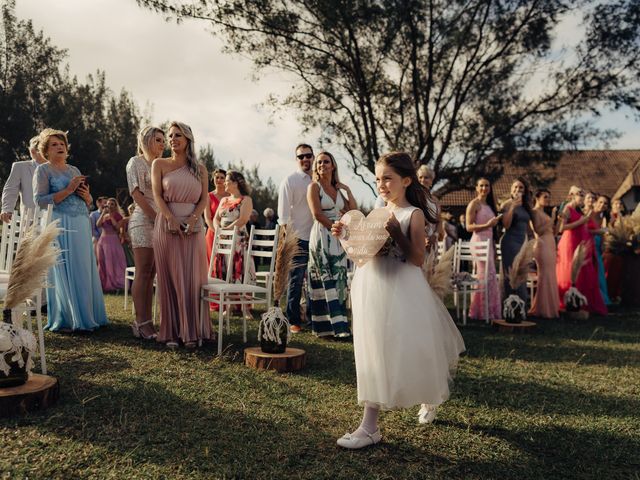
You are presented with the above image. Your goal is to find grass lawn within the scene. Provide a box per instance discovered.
[1,294,639,479]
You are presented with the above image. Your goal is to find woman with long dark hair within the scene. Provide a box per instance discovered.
[500,177,532,302]
[529,189,559,318]
[465,178,502,321]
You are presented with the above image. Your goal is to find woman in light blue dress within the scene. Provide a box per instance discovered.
[33,128,108,332]
[589,195,611,306]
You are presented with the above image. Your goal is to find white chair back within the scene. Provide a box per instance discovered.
[0,210,21,273]
[456,239,490,275]
[243,225,279,304]
[208,227,239,282]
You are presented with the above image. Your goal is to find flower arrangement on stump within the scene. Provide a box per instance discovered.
[1,221,60,387]
[503,240,535,323]
[258,229,302,354]
[564,241,588,319]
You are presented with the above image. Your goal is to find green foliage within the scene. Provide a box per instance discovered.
[0,1,143,199]
[1,294,639,478]
[198,144,279,223]
[138,0,640,194]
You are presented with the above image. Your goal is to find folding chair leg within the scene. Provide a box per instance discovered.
[226,309,231,335]
[124,277,129,311]
[484,286,489,324]
[218,295,225,356]
[36,307,47,375]
[242,306,247,343]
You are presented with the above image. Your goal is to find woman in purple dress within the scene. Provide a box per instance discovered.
[96,198,127,292]
[465,178,502,321]
[151,121,211,349]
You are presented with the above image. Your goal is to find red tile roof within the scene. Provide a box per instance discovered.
[437,150,640,207]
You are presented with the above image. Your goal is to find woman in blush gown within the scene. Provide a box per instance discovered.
[33,128,107,332]
[204,168,229,264]
[556,186,607,315]
[465,178,502,321]
[152,121,211,349]
[529,189,559,318]
[96,197,127,292]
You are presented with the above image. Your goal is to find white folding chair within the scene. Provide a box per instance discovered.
[452,239,491,325]
[201,224,279,355]
[0,209,22,277]
[0,205,53,374]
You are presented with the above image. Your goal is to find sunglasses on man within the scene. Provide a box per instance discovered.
[297,153,313,160]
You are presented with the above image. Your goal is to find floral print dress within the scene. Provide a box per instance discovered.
[212,196,256,284]
[308,184,350,337]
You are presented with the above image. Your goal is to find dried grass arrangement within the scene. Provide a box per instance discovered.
[503,239,535,323]
[422,246,455,300]
[258,228,302,353]
[564,241,588,312]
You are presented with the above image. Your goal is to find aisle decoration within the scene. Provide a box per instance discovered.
[257,229,301,353]
[1,221,60,386]
[564,241,588,316]
[422,246,455,300]
[503,239,535,323]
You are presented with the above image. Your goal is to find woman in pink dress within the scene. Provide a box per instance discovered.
[556,186,607,315]
[529,189,560,318]
[204,168,229,264]
[152,121,212,349]
[96,197,127,292]
[465,178,502,320]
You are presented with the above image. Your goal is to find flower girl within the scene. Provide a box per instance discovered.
[332,152,465,449]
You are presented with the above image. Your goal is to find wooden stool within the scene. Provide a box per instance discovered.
[0,374,59,417]
[244,347,306,373]
[491,319,536,333]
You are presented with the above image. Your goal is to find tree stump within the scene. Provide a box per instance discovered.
[244,347,306,373]
[0,374,59,417]
[491,319,536,333]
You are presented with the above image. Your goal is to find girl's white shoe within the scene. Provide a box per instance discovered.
[336,429,382,449]
[418,404,437,424]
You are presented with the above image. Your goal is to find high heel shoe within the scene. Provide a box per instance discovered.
[132,320,157,340]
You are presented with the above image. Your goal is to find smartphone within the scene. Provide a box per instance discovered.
[180,223,189,232]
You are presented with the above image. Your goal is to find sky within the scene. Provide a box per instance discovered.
[14,0,640,204]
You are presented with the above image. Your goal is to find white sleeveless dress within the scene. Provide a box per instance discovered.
[350,205,465,409]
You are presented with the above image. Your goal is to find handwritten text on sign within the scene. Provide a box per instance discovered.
[338,209,391,266]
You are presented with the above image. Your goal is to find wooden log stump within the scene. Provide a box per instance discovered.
[0,374,59,417]
[491,319,536,333]
[244,347,306,373]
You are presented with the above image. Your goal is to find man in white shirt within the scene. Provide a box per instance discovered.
[278,143,314,333]
[1,136,46,222]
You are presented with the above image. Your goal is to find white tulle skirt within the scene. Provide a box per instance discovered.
[350,255,465,410]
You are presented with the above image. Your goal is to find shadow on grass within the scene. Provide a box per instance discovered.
[455,371,639,419]
[440,420,640,479]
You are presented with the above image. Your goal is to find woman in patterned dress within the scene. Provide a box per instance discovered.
[306,151,357,338]
[126,126,165,340]
[212,171,255,294]
[204,168,229,264]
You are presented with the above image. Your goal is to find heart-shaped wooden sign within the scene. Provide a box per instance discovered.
[339,208,391,267]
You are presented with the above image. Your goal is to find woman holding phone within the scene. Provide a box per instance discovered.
[33,128,108,332]
[151,121,211,349]
[500,178,532,302]
[465,178,502,321]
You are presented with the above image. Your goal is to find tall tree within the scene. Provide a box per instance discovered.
[139,0,640,193]
[0,1,143,198]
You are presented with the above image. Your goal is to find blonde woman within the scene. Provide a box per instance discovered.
[126,126,165,340]
[33,128,107,332]
[306,151,356,337]
[152,121,211,349]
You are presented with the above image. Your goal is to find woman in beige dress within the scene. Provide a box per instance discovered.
[529,189,559,318]
[126,126,165,339]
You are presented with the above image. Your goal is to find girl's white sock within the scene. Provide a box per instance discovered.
[353,402,380,438]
